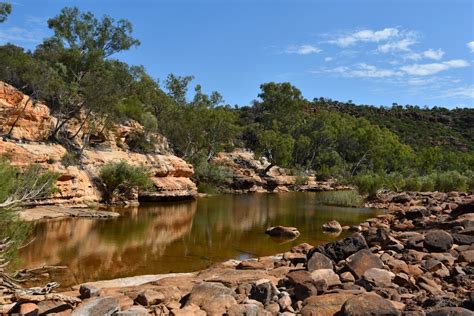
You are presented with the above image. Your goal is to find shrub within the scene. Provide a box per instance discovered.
[404,176,422,192]
[61,152,81,167]
[434,171,468,192]
[192,159,233,193]
[0,159,58,264]
[99,160,151,203]
[350,173,384,197]
[419,175,436,192]
[316,190,363,207]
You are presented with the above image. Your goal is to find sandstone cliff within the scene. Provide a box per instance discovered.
[0,81,197,206]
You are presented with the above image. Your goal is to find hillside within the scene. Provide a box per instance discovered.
[313,99,474,152]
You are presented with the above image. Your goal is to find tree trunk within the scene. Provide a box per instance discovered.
[6,96,33,138]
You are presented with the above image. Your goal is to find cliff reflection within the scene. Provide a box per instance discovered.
[19,193,383,286]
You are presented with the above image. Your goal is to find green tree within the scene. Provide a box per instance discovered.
[0,2,11,23]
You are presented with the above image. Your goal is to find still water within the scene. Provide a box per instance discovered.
[19,192,382,285]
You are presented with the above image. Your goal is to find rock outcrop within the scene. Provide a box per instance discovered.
[0,81,197,206]
[212,150,351,193]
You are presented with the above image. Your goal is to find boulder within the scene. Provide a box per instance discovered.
[362,268,395,287]
[185,282,234,308]
[307,252,334,272]
[345,249,384,279]
[308,233,368,262]
[341,293,401,316]
[249,279,277,306]
[286,270,327,300]
[322,220,342,232]
[424,230,453,252]
[265,226,300,238]
[311,269,341,288]
[301,293,356,316]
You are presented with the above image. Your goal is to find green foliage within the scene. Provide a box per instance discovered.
[125,131,156,154]
[61,152,80,167]
[350,173,385,197]
[193,159,233,193]
[0,2,11,23]
[99,160,151,203]
[0,158,58,262]
[316,190,364,207]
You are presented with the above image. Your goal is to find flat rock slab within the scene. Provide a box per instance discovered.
[75,273,196,290]
[20,206,120,221]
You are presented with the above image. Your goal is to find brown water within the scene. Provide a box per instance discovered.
[18,192,382,286]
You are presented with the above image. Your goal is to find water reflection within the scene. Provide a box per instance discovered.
[19,193,382,286]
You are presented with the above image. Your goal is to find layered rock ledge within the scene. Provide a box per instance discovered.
[0,81,197,206]
[3,192,472,315]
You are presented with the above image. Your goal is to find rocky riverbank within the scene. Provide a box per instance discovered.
[2,191,472,315]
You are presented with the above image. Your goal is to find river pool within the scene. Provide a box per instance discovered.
[18,192,383,286]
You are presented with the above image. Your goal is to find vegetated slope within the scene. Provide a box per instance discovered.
[313,98,474,152]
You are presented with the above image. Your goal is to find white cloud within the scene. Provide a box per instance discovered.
[468,41,474,53]
[407,48,445,60]
[328,63,400,78]
[0,26,44,43]
[378,37,417,53]
[285,45,321,55]
[330,28,399,47]
[437,85,474,99]
[400,59,470,76]
[324,57,333,62]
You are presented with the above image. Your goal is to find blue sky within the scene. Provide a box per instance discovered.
[1,0,473,108]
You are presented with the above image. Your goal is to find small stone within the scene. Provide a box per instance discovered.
[79,284,100,299]
[136,289,166,306]
[345,249,384,279]
[424,230,453,252]
[266,302,280,314]
[339,272,355,283]
[341,293,401,316]
[307,252,334,272]
[458,250,474,263]
[278,292,292,311]
[416,276,443,295]
[284,252,307,266]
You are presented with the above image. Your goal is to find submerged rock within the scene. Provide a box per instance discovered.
[265,226,300,238]
[322,220,343,232]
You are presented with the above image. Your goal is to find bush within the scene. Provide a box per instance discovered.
[99,160,151,203]
[434,171,468,192]
[316,190,363,207]
[404,176,422,192]
[0,159,58,264]
[419,175,436,192]
[350,173,384,197]
[192,159,233,193]
[61,152,81,167]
